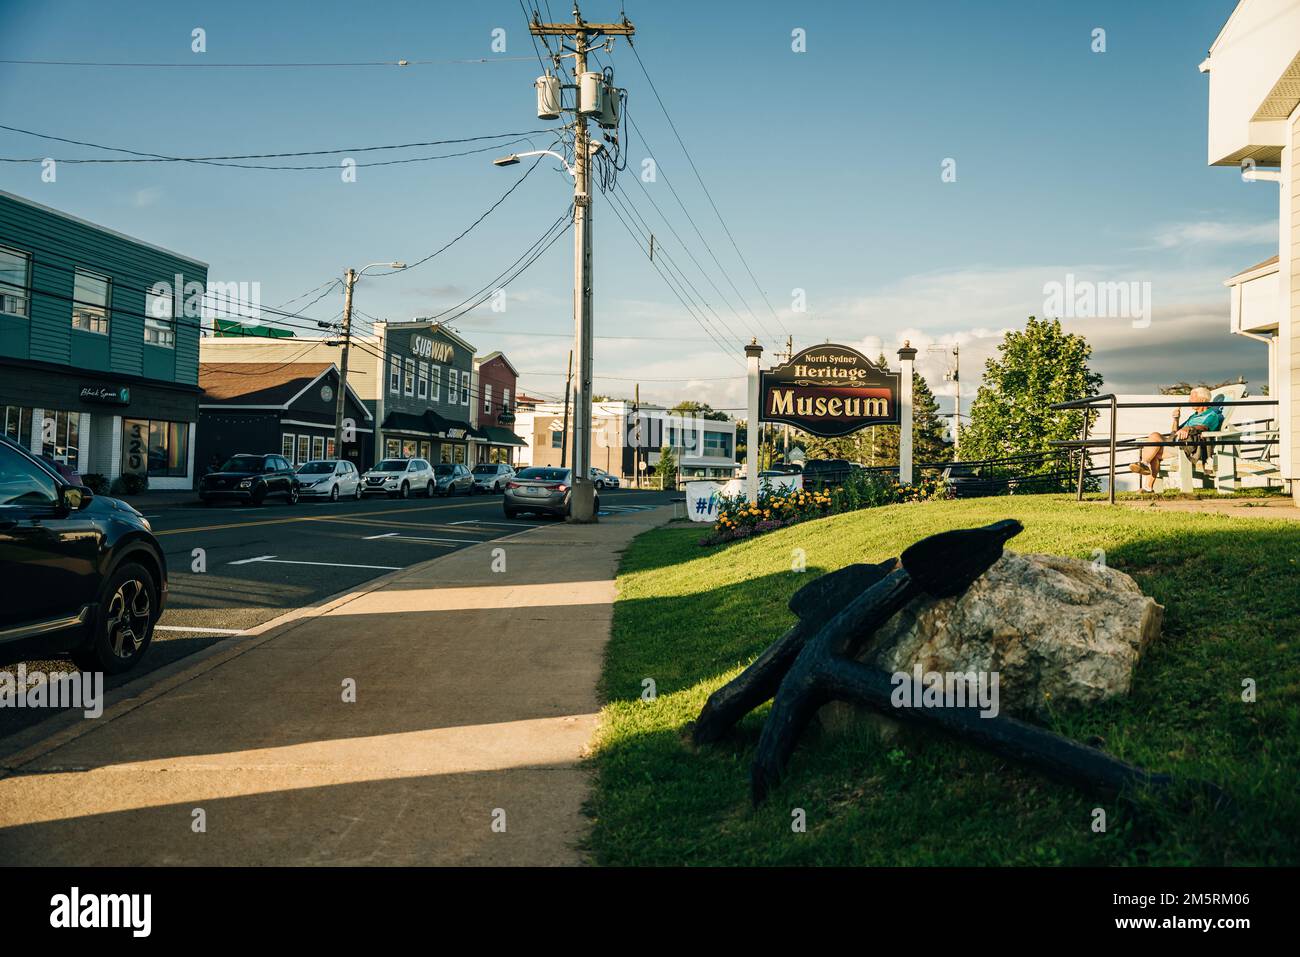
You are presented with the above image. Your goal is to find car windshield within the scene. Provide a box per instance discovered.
[472,465,498,474]
[434,465,454,476]
[297,462,334,474]
[374,460,407,472]
[222,456,264,472]
[518,468,569,482]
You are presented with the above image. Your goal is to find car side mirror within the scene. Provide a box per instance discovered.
[60,485,91,511]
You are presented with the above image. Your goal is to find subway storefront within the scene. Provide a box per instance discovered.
[0,356,198,488]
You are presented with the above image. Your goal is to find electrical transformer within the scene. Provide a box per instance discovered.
[535,74,561,120]
[596,86,620,129]
[578,71,603,115]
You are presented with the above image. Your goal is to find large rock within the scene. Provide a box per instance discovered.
[821,552,1162,730]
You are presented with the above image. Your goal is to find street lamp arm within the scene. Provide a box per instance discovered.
[494,149,576,178]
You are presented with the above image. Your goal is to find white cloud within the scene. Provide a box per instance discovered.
[1147,220,1276,249]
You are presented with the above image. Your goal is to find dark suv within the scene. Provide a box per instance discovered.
[0,435,167,674]
[199,453,299,505]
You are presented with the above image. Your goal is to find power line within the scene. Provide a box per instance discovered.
[0,57,540,68]
[625,40,790,341]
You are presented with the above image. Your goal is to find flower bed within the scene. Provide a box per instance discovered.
[701,472,951,545]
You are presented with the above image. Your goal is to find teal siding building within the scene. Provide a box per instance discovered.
[0,190,207,489]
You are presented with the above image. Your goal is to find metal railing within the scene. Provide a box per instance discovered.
[1049,394,1279,504]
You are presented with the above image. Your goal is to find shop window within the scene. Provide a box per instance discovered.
[448,369,458,404]
[71,269,110,335]
[148,420,188,476]
[419,441,431,460]
[296,434,310,465]
[42,410,80,469]
[0,246,31,318]
[401,439,417,458]
[417,361,428,400]
[326,437,336,458]
[389,355,400,394]
[453,444,465,464]
[440,445,451,463]
[385,438,400,458]
[312,435,325,460]
[281,434,295,460]
[483,384,493,415]
[3,405,33,449]
[429,366,441,402]
[145,288,176,348]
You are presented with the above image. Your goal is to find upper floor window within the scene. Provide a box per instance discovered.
[389,355,400,394]
[417,361,428,400]
[71,269,110,335]
[460,369,470,406]
[448,368,458,403]
[145,287,175,348]
[483,384,493,414]
[403,358,415,397]
[502,387,511,410]
[429,365,441,402]
[0,247,30,318]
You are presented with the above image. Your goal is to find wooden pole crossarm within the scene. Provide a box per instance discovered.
[530,24,636,37]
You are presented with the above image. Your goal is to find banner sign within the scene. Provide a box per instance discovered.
[80,384,130,406]
[685,474,805,522]
[760,344,899,437]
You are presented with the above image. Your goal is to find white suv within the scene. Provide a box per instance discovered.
[590,467,620,489]
[362,457,436,498]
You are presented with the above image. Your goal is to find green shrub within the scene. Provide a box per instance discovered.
[109,473,149,496]
[80,473,109,495]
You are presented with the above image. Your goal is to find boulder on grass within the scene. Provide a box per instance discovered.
[820,552,1163,731]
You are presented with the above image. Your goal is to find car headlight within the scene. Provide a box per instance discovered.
[239,480,252,488]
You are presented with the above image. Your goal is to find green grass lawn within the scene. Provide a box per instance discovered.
[588,495,1300,866]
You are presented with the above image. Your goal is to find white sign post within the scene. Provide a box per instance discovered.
[745,340,763,502]
[897,341,916,484]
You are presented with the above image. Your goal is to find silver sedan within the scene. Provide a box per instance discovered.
[503,467,600,518]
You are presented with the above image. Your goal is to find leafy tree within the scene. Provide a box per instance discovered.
[962,316,1102,466]
[872,369,952,468]
[670,400,730,421]
[656,443,678,484]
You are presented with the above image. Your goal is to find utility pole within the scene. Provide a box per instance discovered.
[531,4,635,522]
[560,349,573,469]
[333,268,356,457]
[633,382,641,489]
[952,344,961,458]
[778,335,792,460]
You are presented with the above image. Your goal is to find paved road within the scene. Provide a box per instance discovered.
[1,486,674,739]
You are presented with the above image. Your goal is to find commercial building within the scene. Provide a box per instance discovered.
[471,350,526,464]
[1201,0,1300,502]
[196,362,373,472]
[0,190,205,489]
[372,320,479,464]
[515,399,738,480]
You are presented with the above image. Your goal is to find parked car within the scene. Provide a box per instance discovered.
[433,462,474,496]
[295,459,362,501]
[361,458,436,498]
[801,458,861,490]
[589,467,620,489]
[471,462,515,494]
[0,434,166,674]
[503,466,600,519]
[199,453,299,505]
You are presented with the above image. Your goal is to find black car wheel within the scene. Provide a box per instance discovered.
[250,484,266,506]
[425,480,435,497]
[72,561,157,675]
[330,484,340,502]
[399,481,409,499]
[287,486,299,504]
[354,483,363,500]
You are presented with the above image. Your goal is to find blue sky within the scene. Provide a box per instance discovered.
[0,0,1277,416]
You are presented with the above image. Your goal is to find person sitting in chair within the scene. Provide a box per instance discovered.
[1129,386,1224,492]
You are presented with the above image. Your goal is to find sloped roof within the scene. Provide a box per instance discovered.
[200,362,333,405]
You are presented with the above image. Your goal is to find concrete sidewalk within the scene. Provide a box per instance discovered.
[0,507,670,865]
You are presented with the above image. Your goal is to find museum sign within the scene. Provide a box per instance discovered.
[760,344,900,437]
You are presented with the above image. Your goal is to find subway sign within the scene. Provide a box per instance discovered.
[760,344,900,437]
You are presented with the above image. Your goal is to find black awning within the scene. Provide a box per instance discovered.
[380,410,433,434]
[480,425,527,446]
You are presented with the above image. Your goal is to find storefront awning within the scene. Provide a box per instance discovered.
[478,425,527,446]
[381,409,479,442]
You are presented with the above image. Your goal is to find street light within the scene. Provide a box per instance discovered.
[333,261,406,456]
[493,149,578,177]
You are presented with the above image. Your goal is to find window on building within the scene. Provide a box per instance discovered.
[483,384,493,415]
[453,444,465,464]
[461,369,470,405]
[42,409,80,469]
[417,361,428,400]
[703,432,732,458]
[551,430,563,449]
[401,439,417,458]
[146,420,188,476]
[326,438,336,458]
[385,438,400,458]
[0,247,31,318]
[429,366,441,402]
[144,288,176,348]
[502,387,511,411]
[404,359,415,397]
[448,369,458,404]
[296,434,310,465]
[312,435,325,460]
[438,445,451,463]
[281,434,296,461]
[389,355,400,394]
[71,269,110,334]
[3,405,33,449]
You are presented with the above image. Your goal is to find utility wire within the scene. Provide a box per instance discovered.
[0,57,539,68]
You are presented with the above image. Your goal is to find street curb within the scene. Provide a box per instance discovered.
[0,519,551,775]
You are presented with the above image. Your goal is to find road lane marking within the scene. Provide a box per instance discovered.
[227,555,402,571]
[363,532,399,540]
[155,500,491,537]
[447,520,534,526]
[155,625,246,635]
